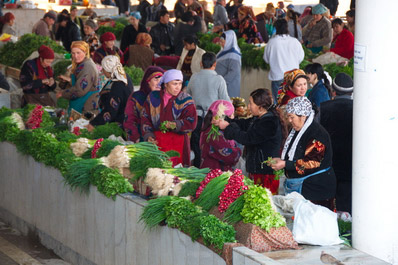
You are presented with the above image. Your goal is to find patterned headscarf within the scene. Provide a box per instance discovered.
[136,33,152,47]
[282,96,315,160]
[140,66,165,95]
[70,41,90,72]
[284,69,307,88]
[101,55,128,84]
[285,96,312,117]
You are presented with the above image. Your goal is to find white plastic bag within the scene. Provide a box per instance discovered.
[292,199,343,246]
[312,52,349,65]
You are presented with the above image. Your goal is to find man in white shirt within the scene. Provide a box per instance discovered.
[264,19,304,102]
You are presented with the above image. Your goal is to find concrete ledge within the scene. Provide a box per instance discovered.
[0,142,232,265]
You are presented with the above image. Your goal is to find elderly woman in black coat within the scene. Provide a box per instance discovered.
[271,96,336,210]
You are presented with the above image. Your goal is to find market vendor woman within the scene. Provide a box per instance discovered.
[270,97,336,210]
[57,41,100,115]
[87,55,133,131]
[20,45,57,107]
[141,69,197,166]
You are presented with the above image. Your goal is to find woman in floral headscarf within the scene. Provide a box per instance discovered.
[93,32,123,65]
[57,41,100,115]
[124,66,164,142]
[228,6,261,43]
[270,96,336,210]
[277,69,309,107]
[87,55,133,131]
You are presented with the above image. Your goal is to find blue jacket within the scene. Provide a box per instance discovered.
[308,80,330,107]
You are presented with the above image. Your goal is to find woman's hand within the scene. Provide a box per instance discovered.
[148,136,158,145]
[56,91,63,99]
[165,121,177,130]
[214,119,229,130]
[86,123,95,132]
[307,43,313,48]
[58,75,71,83]
[270,157,286,170]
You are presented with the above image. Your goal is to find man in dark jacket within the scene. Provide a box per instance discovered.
[320,0,339,16]
[173,11,202,55]
[137,0,150,26]
[149,10,174,55]
[56,15,82,52]
[320,73,353,213]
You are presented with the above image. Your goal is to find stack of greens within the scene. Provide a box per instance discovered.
[0,34,66,68]
[139,196,236,251]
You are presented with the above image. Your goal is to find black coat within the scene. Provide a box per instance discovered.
[90,76,133,126]
[120,23,148,53]
[320,96,353,212]
[137,0,151,25]
[57,21,82,52]
[224,112,282,174]
[149,22,174,55]
[173,16,202,56]
[284,121,336,201]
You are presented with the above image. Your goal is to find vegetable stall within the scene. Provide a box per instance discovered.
[0,104,301,263]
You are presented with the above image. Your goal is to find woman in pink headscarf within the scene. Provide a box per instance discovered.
[199,100,241,170]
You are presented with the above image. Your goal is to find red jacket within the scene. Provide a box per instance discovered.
[331,28,354,59]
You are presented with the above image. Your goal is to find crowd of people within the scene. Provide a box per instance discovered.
[0,1,356,214]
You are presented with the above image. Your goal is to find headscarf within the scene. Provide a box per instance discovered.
[238,6,255,20]
[3,13,15,24]
[217,30,241,64]
[38,45,55,59]
[281,97,315,160]
[129,11,142,20]
[100,32,116,43]
[101,55,128,84]
[277,69,307,105]
[208,100,234,117]
[160,69,183,85]
[300,7,312,19]
[312,3,328,15]
[136,33,152,47]
[70,41,90,72]
[140,66,165,95]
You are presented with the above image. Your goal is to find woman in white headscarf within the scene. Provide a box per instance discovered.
[270,96,336,210]
[87,55,134,131]
[215,30,241,98]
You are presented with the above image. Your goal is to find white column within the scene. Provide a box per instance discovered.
[352,0,398,264]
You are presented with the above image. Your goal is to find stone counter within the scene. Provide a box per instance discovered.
[0,142,269,265]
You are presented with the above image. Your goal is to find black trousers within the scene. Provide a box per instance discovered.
[190,116,203,168]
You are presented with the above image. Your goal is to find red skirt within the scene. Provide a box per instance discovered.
[249,173,279,195]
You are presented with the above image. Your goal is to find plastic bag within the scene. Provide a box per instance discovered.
[312,52,349,65]
[292,199,343,245]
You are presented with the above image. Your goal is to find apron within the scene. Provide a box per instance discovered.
[68,73,99,114]
[154,131,184,166]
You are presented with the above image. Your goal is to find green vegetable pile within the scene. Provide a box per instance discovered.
[241,185,286,232]
[97,22,125,41]
[195,172,231,211]
[139,196,236,251]
[124,65,144,86]
[197,32,222,54]
[0,34,66,68]
[53,59,71,77]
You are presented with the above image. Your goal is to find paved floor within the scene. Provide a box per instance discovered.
[0,220,70,265]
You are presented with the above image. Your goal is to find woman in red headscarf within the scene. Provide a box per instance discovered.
[228,6,261,43]
[0,12,16,35]
[19,45,56,107]
[93,32,123,65]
